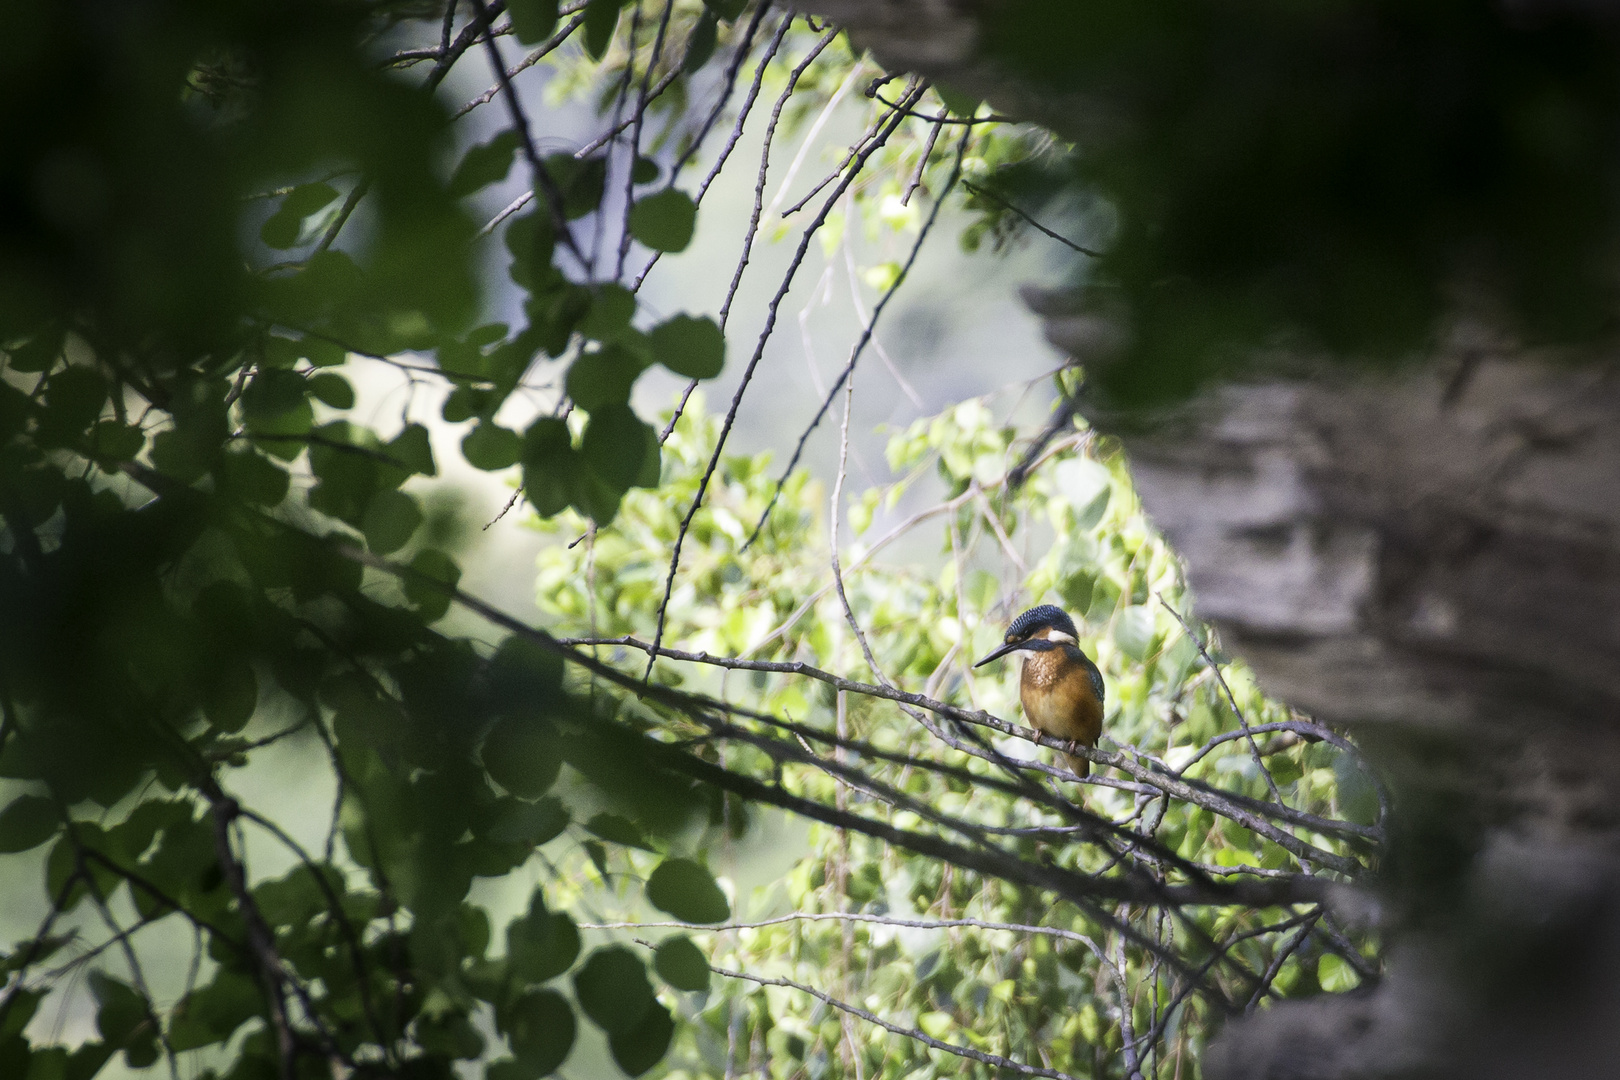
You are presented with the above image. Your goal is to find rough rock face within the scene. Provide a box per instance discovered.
[1099,345,1620,832]
[1105,352,1620,1079]
[795,2,1620,1075]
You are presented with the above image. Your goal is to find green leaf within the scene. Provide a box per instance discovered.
[1113,605,1158,662]
[645,858,729,923]
[42,366,108,436]
[547,155,609,221]
[0,989,39,1041]
[240,368,307,420]
[584,813,652,851]
[649,313,724,379]
[203,661,257,733]
[483,716,563,799]
[5,327,64,373]
[0,796,59,854]
[462,423,523,471]
[507,894,581,983]
[578,284,637,343]
[631,156,660,185]
[501,989,575,1074]
[388,423,438,478]
[306,373,354,409]
[362,488,423,555]
[608,1001,674,1077]
[521,417,576,518]
[1318,953,1358,992]
[507,0,561,43]
[573,946,653,1036]
[628,188,697,253]
[934,82,981,118]
[89,971,151,1047]
[443,385,489,424]
[702,0,747,20]
[167,971,261,1051]
[406,549,461,622]
[580,403,657,496]
[505,212,557,288]
[683,11,718,72]
[418,1011,487,1060]
[565,346,645,411]
[583,0,623,61]
[450,131,523,199]
[260,183,341,250]
[654,935,710,992]
[216,449,290,506]
[487,797,569,846]
[85,421,143,463]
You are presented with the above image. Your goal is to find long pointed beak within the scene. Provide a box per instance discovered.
[973,641,1023,668]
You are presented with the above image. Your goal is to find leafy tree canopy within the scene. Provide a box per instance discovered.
[0,4,1391,1080]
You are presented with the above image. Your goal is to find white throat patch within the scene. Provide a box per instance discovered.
[1045,630,1077,644]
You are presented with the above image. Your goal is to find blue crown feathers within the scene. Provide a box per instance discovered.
[1006,604,1078,641]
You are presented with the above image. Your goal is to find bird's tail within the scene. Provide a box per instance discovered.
[1065,751,1090,779]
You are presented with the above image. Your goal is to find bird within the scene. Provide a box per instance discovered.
[974,604,1105,778]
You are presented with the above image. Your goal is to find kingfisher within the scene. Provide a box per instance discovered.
[974,605,1105,778]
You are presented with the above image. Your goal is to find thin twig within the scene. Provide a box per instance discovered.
[465,0,586,264]
[741,120,968,549]
[643,79,926,677]
[961,180,1101,256]
[704,959,1083,1080]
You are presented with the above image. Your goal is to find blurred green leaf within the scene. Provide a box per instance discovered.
[683,12,719,71]
[0,796,59,854]
[462,423,523,471]
[483,716,563,799]
[580,403,656,495]
[500,989,575,1074]
[487,797,569,846]
[584,813,652,851]
[608,1001,673,1077]
[405,549,461,622]
[573,946,653,1036]
[649,313,724,379]
[628,188,696,253]
[85,421,143,463]
[450,131,523,199]
[565,346,645,411]
[578,284,636,343]
[259,183,341,250]
[507,894,581,983]
[202,661,257,733]
[507,0,561,43]
[306,372,354,409]
[934,82,981,118]
[645,858,729,923]
[1113,605,1158,662]
[583,0,624,60]
[521,417,575,518]
[362,489,424,555]
[654,935,710,992]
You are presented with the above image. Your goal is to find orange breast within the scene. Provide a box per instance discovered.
[1020,652,1104,746]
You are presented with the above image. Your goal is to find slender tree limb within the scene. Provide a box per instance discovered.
[642,80,925,677]
[961,180,1101,256]
[741,119,967,550]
